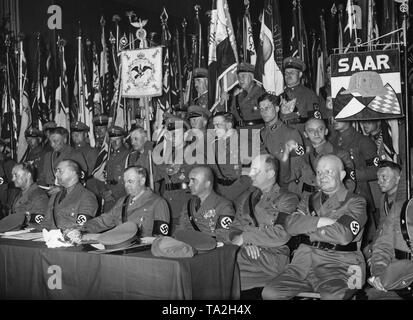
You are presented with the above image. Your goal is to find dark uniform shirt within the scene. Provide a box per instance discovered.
[176,191,235,241]
[84,188,170,237]
[73,142,98,178]
[284,84,320,118]
[25,145,45,171]
[230,83,264,124]
[105,145,129,200]
[10,183,49,216]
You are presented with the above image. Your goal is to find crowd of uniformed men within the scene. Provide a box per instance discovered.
[0,55,410,300]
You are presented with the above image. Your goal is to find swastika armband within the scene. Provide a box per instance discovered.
[29,213,44,224]
[216,215,234,230]
[153,220,170,236]
[76,214,92,225]
[337,215,361,236]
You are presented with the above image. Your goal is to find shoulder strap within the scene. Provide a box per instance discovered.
[400,199,412,252]
[186,197,201,232]
[121,195,130,223]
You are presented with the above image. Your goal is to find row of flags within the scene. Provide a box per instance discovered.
[0,0,408,164]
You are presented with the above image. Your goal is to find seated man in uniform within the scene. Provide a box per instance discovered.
[228,154,299,297]
[366,198,413,300]
[280,117,355,198]
[41,160,98,230]
[37,127,88,193]
[9,163,49,226]
[210,112,252,202]
[84,166,170,237]
[262,155,367,300]
[174,165,235,241]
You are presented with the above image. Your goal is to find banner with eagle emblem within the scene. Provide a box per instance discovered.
[121,47,163,98]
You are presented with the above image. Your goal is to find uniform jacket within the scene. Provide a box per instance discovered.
[25,145,44,170]
[194,91,208,109]
[284,84,320,117]
[38,145,88,186]
[229,184,299,248]
[84,188,170,237]
[283,186,367,245]
[73,142,98,177]
[175,191,235,241]
[230,83,264,122]
[106,145,129,199]
[370,199,412,277]
[10,183,49,216]
[41,182,98,230]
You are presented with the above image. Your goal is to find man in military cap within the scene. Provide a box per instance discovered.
[154,113,200,232]
[228,154,299,296]
[175,165,235,241]
[70,121,98,179]
[193,67,209,110]
[40,160,98,230]
[187,104,211,131]
[93,114,109,149]
[330,119,379,247]
[37,127,88,192]
[282,57,320,131]
[223,62,264,128]
[263,155,367,300]
[24,127,44,170]
[84,165,170,237]
[42,121,57,153]
[9,163,49,223]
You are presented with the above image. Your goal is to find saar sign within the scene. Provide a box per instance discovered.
[331,50,403,121]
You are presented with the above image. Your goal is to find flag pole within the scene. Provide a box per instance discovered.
[400,1,410,199]
[4,35,16,161]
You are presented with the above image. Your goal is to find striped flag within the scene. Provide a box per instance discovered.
[208,0,239,111]
[92,133,109,182]
[243,1,256,65]
[343,0,358,53]
[289,1,300,57]
[54,37,70,130]
[17,40,32,162]
[254,0,284,95]
[100,16,111,115]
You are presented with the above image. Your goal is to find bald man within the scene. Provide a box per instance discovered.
[263,155,367,300]
[227,154,298,295]
[41,160,98,230]
[280,118,355,198]
[174,166,235,240]
[84,165,170,237]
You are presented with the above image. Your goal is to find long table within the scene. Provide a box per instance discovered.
[0,238,240,300]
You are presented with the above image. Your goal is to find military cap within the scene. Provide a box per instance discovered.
[187,105,211,119]
[108,126,126,137]
[174,229,216,251]
[237,62,255,74]
[25,127,43,138]
[283,56,306,72]
[193,67,208,78]
[164,113,190,131]
[70,121,90,132]
[93,114,109,126]
[97,221,138,250]
[151,236,196,258]
[42,121,57,131]
[0,212,26,233]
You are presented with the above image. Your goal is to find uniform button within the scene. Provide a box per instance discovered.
[321,230,326,235]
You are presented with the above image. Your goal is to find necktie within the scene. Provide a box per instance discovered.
[59,189,67,203]
[321,192,329,204]
[194,196,201,212]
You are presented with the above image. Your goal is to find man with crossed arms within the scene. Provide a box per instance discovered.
[263,154,367,300]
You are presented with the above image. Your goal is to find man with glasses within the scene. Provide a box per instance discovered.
[263,155,367,300]
[228,154,299,298]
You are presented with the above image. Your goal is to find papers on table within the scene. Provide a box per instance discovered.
[1,232,44,241]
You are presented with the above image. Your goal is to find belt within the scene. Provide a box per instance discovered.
[165,182,189,191]
[216,177,237,186]
[302,183,317,193]
[395,249,412,260]
[300,235,357,252]
[238,119,265,127]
